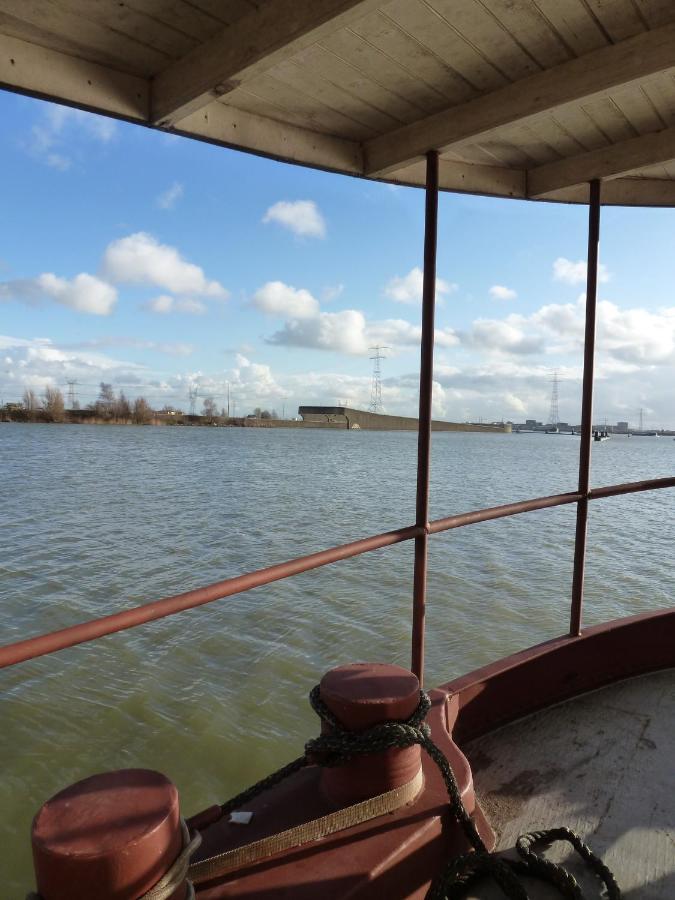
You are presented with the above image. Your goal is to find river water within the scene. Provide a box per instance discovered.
[1,422,673,894]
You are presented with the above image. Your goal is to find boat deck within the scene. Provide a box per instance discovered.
[462,669,674,899]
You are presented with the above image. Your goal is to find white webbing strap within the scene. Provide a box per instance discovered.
[189,767,424,884]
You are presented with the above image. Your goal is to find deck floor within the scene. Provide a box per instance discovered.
[461,669,674,899]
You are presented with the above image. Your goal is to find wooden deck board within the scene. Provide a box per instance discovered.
[462,670,675,898]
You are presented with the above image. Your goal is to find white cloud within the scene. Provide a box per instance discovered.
[0,335,147,401]
[145,294,207,315]
[384,267,458,304]
[322,284,344,302]
[68,336,194,356]
[1,272,117,315]
[553,257,610,285]
[489,284,517,301]
[267,308,459,355]
[252,281,320,319]
[28,104,117,169]
[156,182,184,210]
[269,309,369,355]
[102,232,228,298]
[466,317,544,355]
[263,200,326,238]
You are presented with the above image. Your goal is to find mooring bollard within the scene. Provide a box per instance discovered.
[31,768,188,900]
[318,662,423,805]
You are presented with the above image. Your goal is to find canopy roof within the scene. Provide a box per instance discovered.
[3,0,675,205]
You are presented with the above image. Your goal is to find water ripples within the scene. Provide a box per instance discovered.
[0,423,672,895]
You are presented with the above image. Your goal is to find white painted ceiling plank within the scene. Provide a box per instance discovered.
[151,0,383,126]
[0,30,148,120]
[364,22,675,176]
[528,124,675,195]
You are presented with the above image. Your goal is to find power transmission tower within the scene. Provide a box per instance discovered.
[369,346,389,414]
[639,407,644,431]
[188,385,198,416]
[548,371,560,426]
[67,380,78,410]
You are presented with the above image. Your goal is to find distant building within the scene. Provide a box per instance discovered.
[616,421,629,433]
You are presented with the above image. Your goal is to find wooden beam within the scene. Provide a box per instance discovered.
[151,0,381,127]
[545,177,675,207]
[528,126,675,196]
[0,32,148,121]
[175,100,363,175]
[364,22,675,177]
[388,158,526,199]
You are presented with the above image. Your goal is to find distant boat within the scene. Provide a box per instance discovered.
[593,430,610,442]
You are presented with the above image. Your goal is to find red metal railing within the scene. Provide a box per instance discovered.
[1,476,672,671]
[1,170,673,682]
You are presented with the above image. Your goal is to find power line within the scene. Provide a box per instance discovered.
[548,370,559,426]
[67,380,78,410]
[369,345,389,414]
[188,385,198,416]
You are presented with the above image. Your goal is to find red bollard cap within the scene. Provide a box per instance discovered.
[319,662,422,805]
[31,769,186,900]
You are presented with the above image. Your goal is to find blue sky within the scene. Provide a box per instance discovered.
[1,91,674,427]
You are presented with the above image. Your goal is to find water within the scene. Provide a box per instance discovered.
[1,422,673,894]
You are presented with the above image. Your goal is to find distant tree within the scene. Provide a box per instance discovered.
[96,382,115,419]
[132,397,153,424]
[114,390,131,420]
[202,397,218,420]
[253,407,262,418]
[260,409,272,419]
[42,386,65,422]
[23,388,39,412]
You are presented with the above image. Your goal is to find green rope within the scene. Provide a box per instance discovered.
[218,685,621,900]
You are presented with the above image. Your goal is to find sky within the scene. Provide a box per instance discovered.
[1,91,674,428]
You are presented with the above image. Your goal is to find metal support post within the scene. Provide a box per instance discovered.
[411,150,439,683]
[570,179,601,636]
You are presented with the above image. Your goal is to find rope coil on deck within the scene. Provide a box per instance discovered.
[195,686,620,900]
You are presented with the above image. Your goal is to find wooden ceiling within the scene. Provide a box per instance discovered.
[3,0,675,204]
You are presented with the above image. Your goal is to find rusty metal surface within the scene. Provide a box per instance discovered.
[190,689,492,900]
[0,523,422,669]
[428,490,582,534]
[319,663,422,804]
[411,150,440,686]
[439,607,675,745]
[31,769,184,900]
[570,179,601,637]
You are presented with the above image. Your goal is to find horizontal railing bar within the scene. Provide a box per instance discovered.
[588,475,675,499]
[0,524,423,670]
[428,490,582,534]
[1,475,673,670]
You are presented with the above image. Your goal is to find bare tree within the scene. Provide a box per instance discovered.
[42,387,65,422]
[23,388,39,412]
[202,397,218,420]
[114,390,131,420]
[96,382,115,419]
[132,397,153,424]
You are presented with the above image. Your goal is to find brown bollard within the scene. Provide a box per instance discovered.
[318,662,423,805]
[31,769,187,900]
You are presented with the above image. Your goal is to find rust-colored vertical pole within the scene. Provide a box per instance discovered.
[570,179,601,636]
[411,150,439,684]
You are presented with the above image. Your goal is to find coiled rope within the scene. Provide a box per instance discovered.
[26,688,620,899]
[204,686,620,899]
